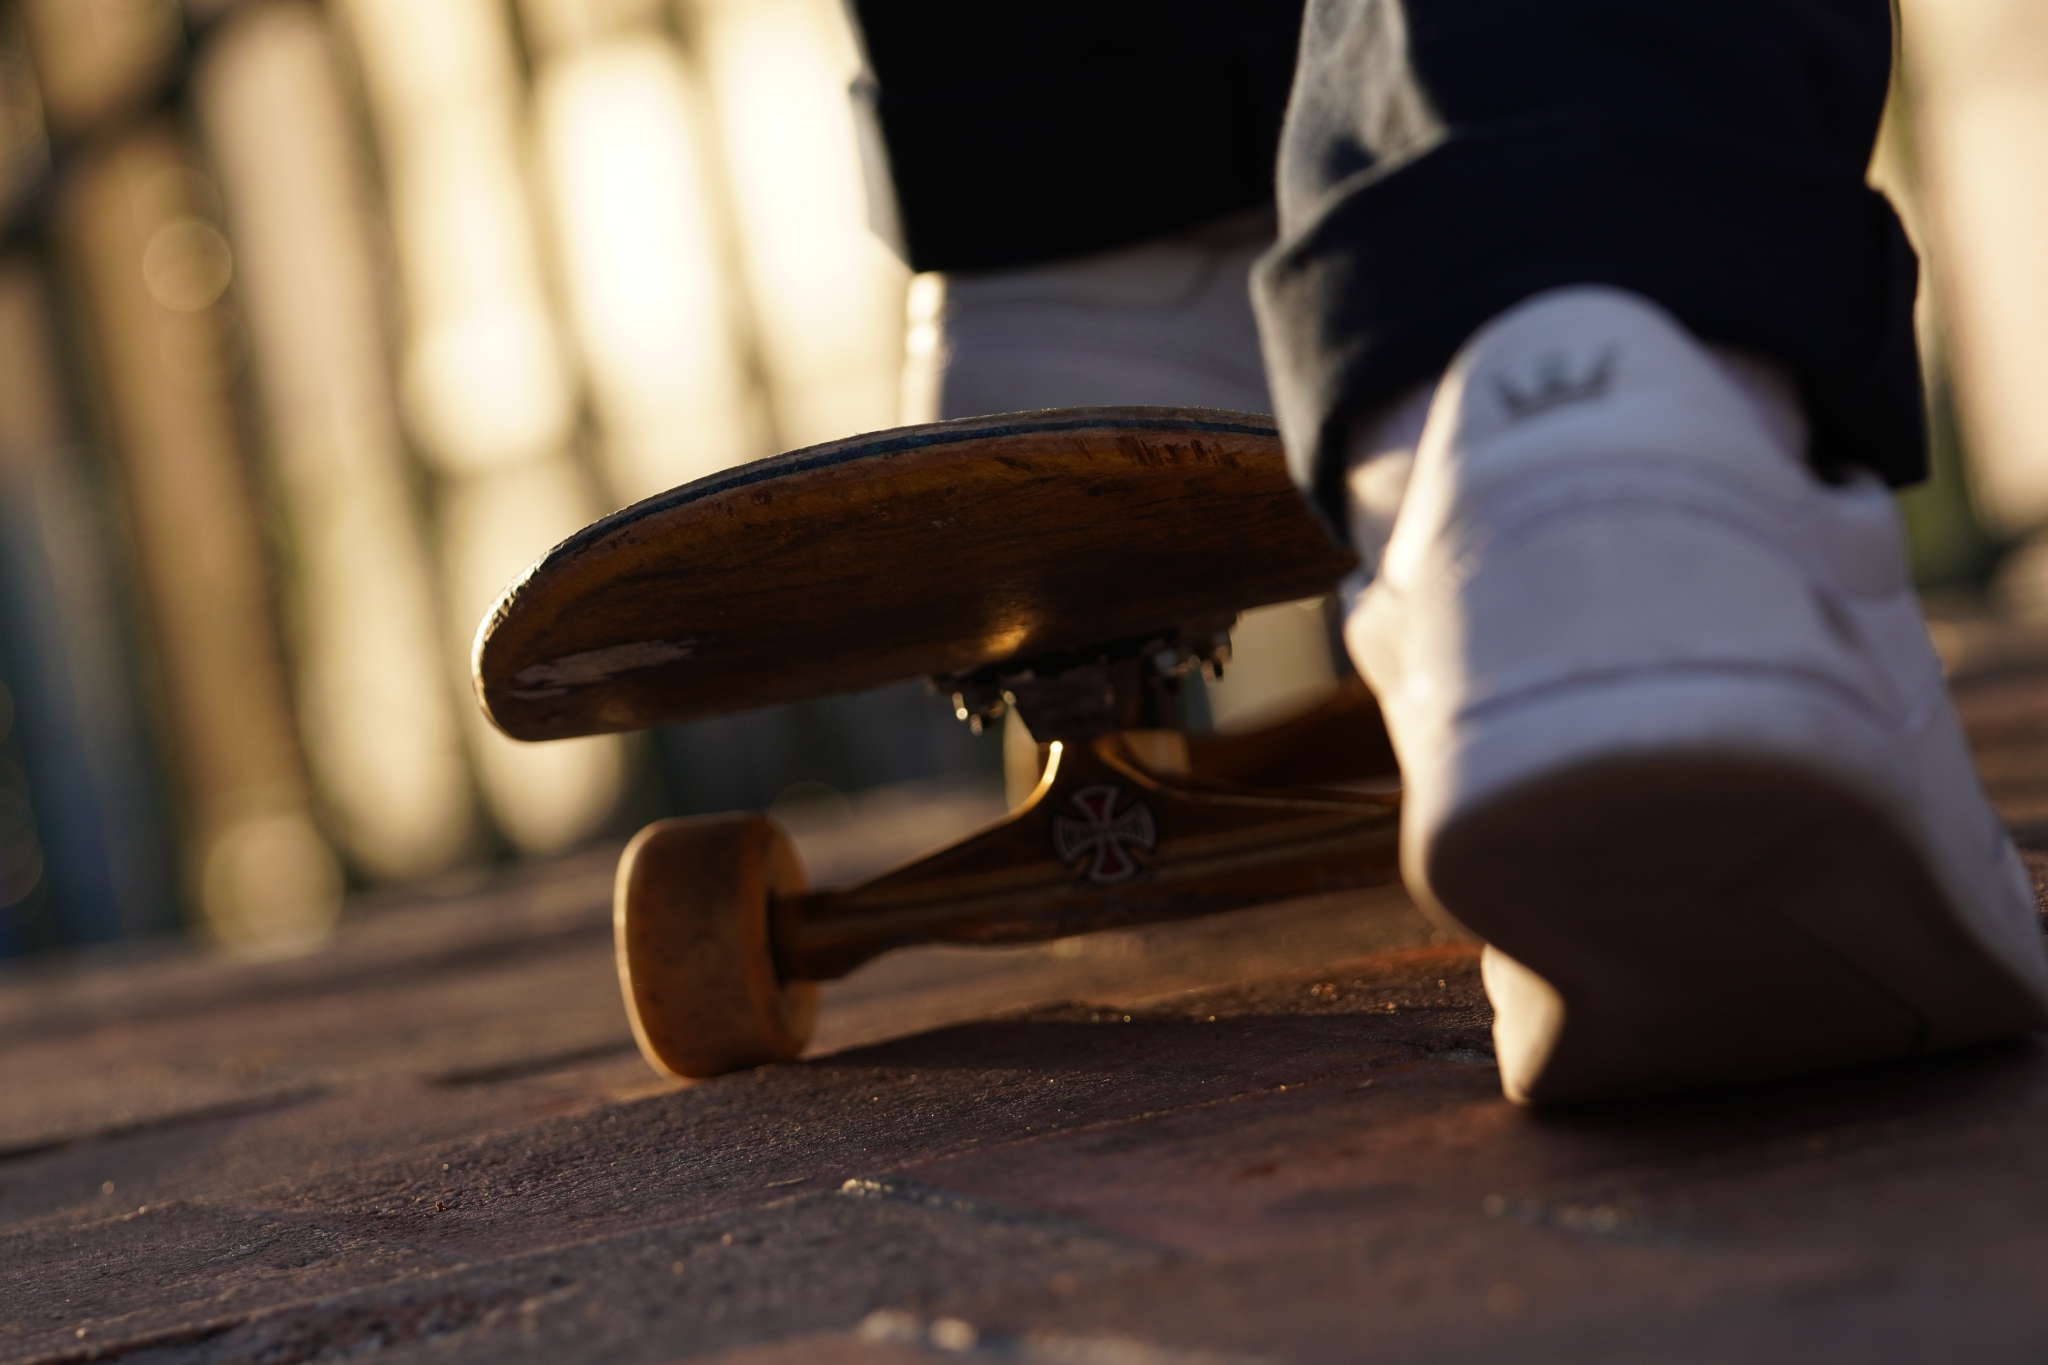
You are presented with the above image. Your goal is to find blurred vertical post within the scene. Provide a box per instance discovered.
[684,0,907,450]
[196,3,476,882]
[61,130,340,952]
[0,261,177,951]
[524,0,766,503]
[336,0,624,854]
[1901,0,2048,540]
[0,11,47,212]
[18,0,181,136]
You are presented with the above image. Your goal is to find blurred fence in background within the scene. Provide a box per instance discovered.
[1890,0,2048,605]
[0,0,989,959]
[0,0,2044,960]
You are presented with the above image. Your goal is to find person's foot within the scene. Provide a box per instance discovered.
[1345,286,2048,1104]
[904,209,1277,422]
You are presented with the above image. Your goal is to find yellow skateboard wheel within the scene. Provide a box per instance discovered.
[614,814,816,1079]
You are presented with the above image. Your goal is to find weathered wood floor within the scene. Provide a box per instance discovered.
[8,633,2048,1365]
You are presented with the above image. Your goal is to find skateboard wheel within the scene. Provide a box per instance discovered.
[615,814,817,1079]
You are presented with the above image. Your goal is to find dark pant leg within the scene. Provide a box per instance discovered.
[850,1,1306,272]
[1254,0,1920,536]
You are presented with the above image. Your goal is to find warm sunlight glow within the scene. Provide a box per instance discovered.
[536,35,758,500]
[1902,0,2048,533]
[693,0,907,448]
[340,0,574,474]
[200,3,473,879]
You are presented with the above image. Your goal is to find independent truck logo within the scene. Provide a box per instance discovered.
[1051,784,1157,885]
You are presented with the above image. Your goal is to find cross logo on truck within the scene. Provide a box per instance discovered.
[1051,783,1157,886]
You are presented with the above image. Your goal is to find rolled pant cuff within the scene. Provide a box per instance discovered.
[1253,111,1925,540]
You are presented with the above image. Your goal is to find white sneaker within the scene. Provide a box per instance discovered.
[903,210,1277,422]
[904,209,1342,760]
[1345,286,2048,1103]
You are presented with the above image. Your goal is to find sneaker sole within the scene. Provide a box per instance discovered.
[1427,753,2048,1104]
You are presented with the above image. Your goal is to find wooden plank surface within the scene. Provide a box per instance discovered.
[8,646,2048,1363]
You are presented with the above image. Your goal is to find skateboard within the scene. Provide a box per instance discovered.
[475,407,1403,1079]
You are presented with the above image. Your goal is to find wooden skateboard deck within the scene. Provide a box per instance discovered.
[475,407,1356,742]
[471,405,1400,1080]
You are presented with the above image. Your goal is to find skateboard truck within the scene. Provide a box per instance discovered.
[940,617,1235,737]
[617,661,1402,1081]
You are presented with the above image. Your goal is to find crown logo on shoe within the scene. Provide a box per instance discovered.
[1494,345,1618,419]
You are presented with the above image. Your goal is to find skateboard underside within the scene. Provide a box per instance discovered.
[475,407,1355,743]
